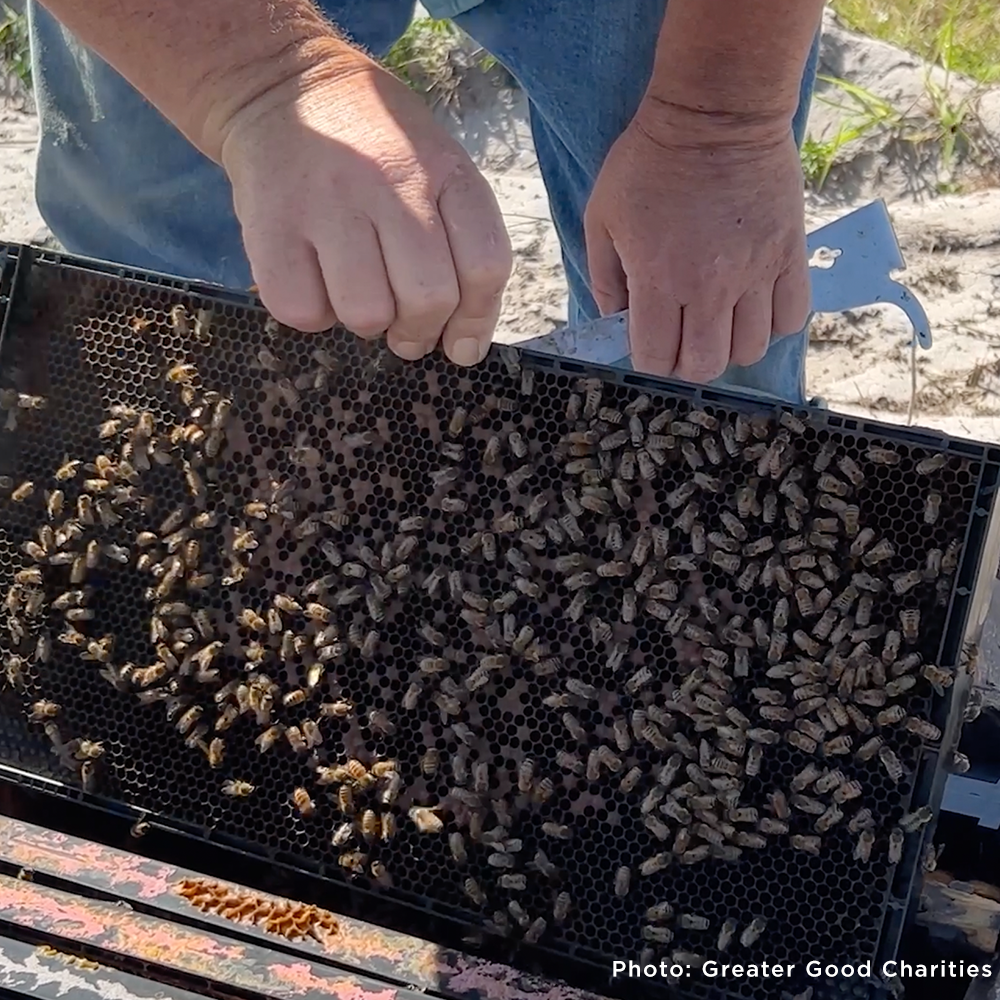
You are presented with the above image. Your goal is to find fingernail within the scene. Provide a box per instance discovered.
[394,340,426,362]
[452,338,483,367]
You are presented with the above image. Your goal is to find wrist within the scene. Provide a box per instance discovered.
[643,0,821,147]
[635,92,794,150]
[191,32,376,161]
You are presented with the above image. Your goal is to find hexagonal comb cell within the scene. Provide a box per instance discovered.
[0,252,987,1000]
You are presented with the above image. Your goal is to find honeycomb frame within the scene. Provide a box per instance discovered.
[0,243,995,1000]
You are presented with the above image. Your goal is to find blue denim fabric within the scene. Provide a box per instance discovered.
[26,0,817,401]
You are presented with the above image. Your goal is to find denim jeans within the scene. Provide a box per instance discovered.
[26,0,819,402]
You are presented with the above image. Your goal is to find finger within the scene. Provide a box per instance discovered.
[674,301,734,384]
[583,216,628,316]
[312,216,396,340]
[377,195,461,362]
[244,233,337,333]
[730,286,774,367]
[772,252,811,337]
[438,171,513,366]
[626,280,682,377]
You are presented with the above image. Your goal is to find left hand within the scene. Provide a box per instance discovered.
[583,99,811,383]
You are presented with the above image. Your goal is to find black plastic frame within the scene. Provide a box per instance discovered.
[0,240,996,1000]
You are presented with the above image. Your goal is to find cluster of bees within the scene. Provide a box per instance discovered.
[0,314,970,971]
[637,905,766,953]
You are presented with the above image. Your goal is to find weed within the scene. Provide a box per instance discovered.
[383,16,504,105]
[801,75,912,189]
[830,0,1000,84]
[0,3,30,87]
[802,2,1000,189]
[383,16,457,93]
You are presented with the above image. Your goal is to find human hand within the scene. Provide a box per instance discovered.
[583,101,810,383]
[218,59,512,366]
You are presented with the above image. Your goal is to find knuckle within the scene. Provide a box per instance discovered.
[273,305,335,334]
[463,254,513,295]
[400,286,460,322]
[337,304,395,338]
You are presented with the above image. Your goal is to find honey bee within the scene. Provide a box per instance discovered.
[366,860,392,887]
[164,362,197,385]
[523,916,547,945]
[9,479,37,503]
[814,804,844,833]
[237,608,266,633]
[303,600,334,625]
[891,570,921,596]
[876,705,906,727]
[878,745,904,783]
[888,826,905,864]
[298,719,322,750]
[441,404,469,439]
[255,725,283,753]
[917,488,945,526]
[920,663,955,696]
[231,525,258,554]
[903,717,941,741]
[790,834,821,856]
[338,851,367,874]
[915,452,947,475]
[853,828,875,862]
[460,876,487,906]
[374,768,401,806]
[486,848,517,869]
[28,700,61,723]
[672,913,708,932]
[222,779,255,798]
[865,445,900,466]
[679,845,713,866]
[710,550,740,574]
[638,852,671,877]
[541,821,572,841]
[206,737,224,768]
[332,784,355,816]
[409,806,444,834]
[899,806,933,832]
[353,807,377,841]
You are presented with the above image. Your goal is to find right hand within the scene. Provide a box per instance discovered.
[218,58,512,366]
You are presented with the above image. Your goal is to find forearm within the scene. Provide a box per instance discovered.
[34,0,374,160]
[647,0,824,132]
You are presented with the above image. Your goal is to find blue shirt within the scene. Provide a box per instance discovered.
[421,0,484,17]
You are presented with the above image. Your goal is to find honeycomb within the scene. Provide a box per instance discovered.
[0,255,987,1000]
[176,878,339,942]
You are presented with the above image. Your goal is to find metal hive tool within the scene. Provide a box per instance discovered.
[0,244,996,1000]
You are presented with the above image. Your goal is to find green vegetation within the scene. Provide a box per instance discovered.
[383,16,502,106]
[803,2,999,191]
[0,4,30,87]
[830,0,1000,84]
[800,78,909,188]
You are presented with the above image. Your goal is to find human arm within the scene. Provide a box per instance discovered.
[34,0,512,364]
[646,0,825,129]
[584,0,825,383]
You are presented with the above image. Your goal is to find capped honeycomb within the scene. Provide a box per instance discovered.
[0,251,990,1000]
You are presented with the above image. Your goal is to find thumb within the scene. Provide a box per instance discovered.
[584,217,628,317]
